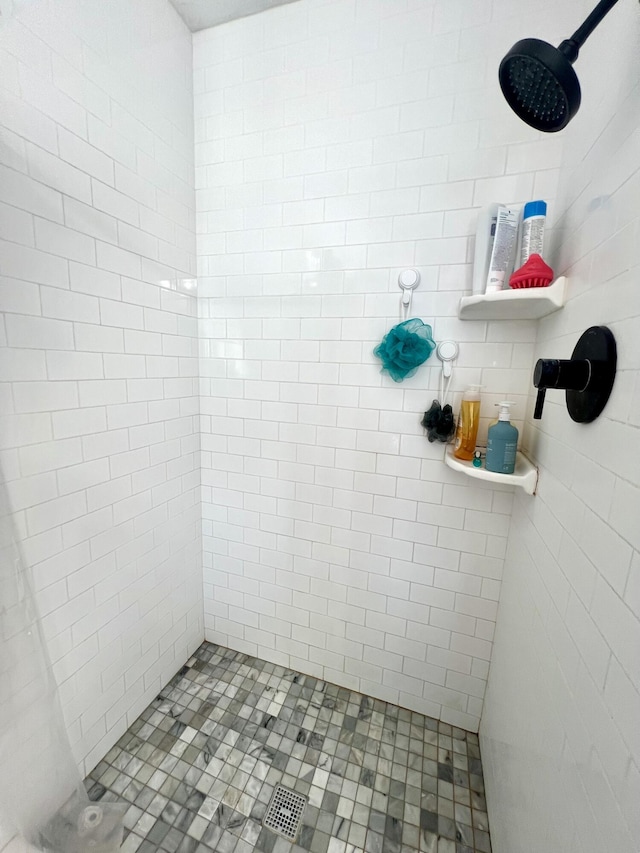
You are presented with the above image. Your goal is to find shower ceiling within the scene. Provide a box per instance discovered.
[168,0,300,30]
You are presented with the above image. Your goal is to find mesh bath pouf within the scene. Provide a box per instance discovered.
[373,318,436,382]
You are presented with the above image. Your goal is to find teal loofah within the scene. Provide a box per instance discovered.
[373,318,436,382]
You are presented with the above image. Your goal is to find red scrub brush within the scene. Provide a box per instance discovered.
[509,253,554,289]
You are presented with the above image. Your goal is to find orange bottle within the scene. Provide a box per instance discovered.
[453,385,482,461]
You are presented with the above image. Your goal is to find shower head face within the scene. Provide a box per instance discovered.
[499,38,581,132]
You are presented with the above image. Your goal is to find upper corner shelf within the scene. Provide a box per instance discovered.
[458,276,567,321]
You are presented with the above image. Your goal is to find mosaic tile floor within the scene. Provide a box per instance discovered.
[85,643,491,853]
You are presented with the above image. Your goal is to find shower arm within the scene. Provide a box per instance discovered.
[559,0,621,61]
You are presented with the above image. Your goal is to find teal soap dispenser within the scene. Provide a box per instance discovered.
[485,401,518,474]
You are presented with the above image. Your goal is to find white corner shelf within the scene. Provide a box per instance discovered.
[458,276,567,321]
[445,449,539,495]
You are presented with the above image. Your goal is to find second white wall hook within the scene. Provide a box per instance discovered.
[436,340,459,378]
[436,340,459,405]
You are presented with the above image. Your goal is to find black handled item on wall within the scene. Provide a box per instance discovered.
[499,0,621,132]
[533,326,617,422]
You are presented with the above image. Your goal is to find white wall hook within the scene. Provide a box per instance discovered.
[398,269,420,318]
[436,340,459,403]
[436,340,458,378]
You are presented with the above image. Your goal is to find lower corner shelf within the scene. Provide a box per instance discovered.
[445,449,538,495]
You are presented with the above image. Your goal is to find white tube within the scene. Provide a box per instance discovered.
[485,206,519,293]
[471,204,500,295]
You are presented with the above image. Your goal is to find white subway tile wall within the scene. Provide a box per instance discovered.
[0,0,201,775]
[2,9,637,853]
[194,0,571,731]
[480,1,640,851]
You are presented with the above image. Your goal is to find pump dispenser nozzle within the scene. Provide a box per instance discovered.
[496,401,515,421]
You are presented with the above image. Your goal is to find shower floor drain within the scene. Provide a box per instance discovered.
[263,784,307,840]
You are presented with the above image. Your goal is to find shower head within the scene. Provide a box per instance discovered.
[499,38,581,132]
[498,0,621,132]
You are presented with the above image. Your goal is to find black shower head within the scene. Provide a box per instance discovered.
[499,38,581,132]
[498,0,621,133]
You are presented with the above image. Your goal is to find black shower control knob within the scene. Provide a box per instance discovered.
[533,358,591,392]
[531,327,616,423]
[533,358,560,388]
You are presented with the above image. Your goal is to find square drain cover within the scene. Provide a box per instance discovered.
[263,784,307,840]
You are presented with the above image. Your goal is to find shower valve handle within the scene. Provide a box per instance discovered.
[532,327,617,424]
[533,357,591,419]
